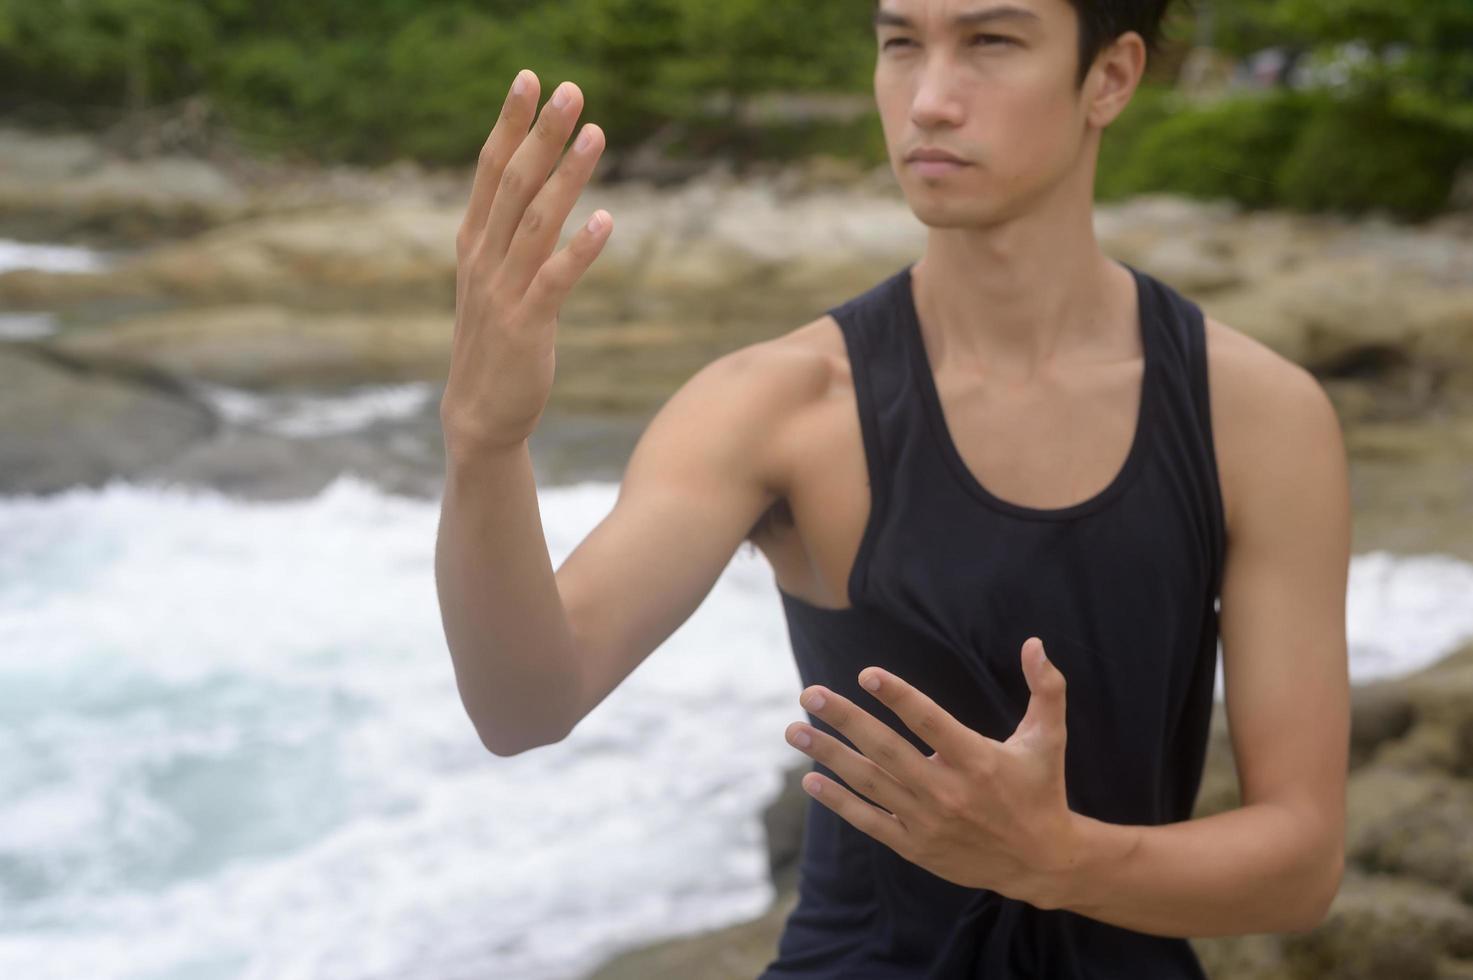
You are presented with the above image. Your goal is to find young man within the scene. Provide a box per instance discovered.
[435,0,1351,976]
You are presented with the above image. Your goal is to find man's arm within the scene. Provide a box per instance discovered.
[440,342,805,756]
[550,343,820,736]
[1038,323,1351,936]
[434,67,807,757]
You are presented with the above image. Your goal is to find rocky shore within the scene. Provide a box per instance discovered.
[4,124,1472,559]
[3,124,1472,977]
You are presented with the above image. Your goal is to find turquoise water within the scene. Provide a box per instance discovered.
[0,476,797,979]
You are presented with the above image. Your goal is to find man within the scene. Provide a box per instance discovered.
[435,0,1350,976]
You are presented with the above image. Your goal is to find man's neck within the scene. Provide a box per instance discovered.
[910,191,1129,382]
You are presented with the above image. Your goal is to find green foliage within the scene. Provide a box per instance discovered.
[1215,0,1473,134]
[1098,86,1472,219]
[1274,0,1473,56]
[1200,0,1473,217]
[0,0,214,114]
[1108,90,1316,209]
[0,0,1469,218]
[667,110,889,171]
[1275,92,1472,220]
[0,0,871,164]
[1095,83,1184,202]
[662,0,873,109]
[1211,0,1299,56]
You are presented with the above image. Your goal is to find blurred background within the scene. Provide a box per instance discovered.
[2,1,1472,978]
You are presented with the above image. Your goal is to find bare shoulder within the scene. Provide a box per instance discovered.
[749,309,849,380]
[714,313,846,422]
[739,310,851,399]
[652,313,844,496]
[757,311,857,461]
[1202,313,1329,405]
[714,311,844,385]
[1202,315,1349,534]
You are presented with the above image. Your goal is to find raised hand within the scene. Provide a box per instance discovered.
[441,70,612,462]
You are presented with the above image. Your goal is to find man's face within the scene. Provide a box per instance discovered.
[874,0,1093,227]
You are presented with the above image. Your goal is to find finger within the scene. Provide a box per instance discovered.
[855,668,997,766]
[785,720,918,821]
[801,769,911,856]
[478,80,583,268]
[458,69,540,257]
[1010,638,1068,751]
[497,121,606,301]
[799,684,933,795]
[519,208,612,327]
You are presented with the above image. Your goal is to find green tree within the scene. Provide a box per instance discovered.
[0,0,213,117]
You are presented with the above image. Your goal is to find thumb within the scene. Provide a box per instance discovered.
[1013,637,1067,750]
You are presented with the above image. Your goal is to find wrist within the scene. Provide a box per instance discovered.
[1027,812,1131,913]
[443,430,529,477]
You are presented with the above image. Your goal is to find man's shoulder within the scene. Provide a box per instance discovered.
[1202,313,1326,395]
[656,313,848,496]
[708,312,847,406]
[1201,314,1347,534]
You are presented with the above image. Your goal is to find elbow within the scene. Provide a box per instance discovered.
[479,727,560,757]
[462,676,580,757]
[480,729,534,758]
[1287,849,1345,934]
[475,711,572,757]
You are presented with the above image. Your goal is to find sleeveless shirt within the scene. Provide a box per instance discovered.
[758,259,1227,979]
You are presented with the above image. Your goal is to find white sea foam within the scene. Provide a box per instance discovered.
[186,381,440,438]
[0,238,111,274]
[0,238,111,340]
[0,477,794,980]
[0,475,1469,979]
[0,313,59,340]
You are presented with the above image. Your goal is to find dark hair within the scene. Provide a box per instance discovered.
[1068,0,1177,87]
[874,1,1180,89]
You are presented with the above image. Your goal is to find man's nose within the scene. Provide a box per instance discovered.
[910,60,965,126]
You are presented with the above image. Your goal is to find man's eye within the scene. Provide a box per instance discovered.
[882,35,1016,51]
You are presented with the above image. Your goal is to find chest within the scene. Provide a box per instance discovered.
[756,353,1161,611]
[921,355,1146,512]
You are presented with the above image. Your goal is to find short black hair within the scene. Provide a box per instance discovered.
[1069,0,1177,87]
[874,1,1181,90]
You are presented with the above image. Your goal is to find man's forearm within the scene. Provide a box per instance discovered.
[1035,802,1342,937]
[435,441,582,754]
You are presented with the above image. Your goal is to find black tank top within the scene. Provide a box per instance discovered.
[759,260,1226,979]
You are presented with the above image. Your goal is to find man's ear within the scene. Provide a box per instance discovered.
[1085,31,1148,130]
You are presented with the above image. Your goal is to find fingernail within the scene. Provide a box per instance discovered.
[803,691,826,711]
[574,126,594,152]
[552,83,572,109]
[586,211,606,233]
[511,71,528,97]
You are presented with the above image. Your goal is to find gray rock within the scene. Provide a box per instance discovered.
[1280,869,1473,980]
[761,763,811,895]
[0,344,215,494]
[1354,778,1473,903]
[1348,679,1418,770]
